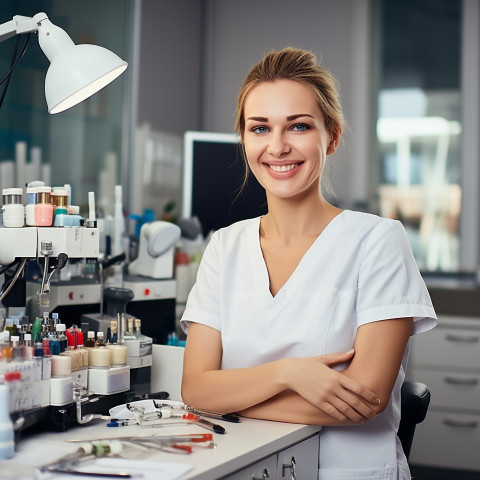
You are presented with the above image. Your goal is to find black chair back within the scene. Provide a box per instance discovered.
[397,381,431,460]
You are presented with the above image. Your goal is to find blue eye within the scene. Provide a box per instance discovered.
[252,126,269,134]
[291,123,310,132]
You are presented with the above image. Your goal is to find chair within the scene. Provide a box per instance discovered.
[397,381,431,460]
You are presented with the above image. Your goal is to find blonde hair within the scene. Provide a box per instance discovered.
[233,47,343,197]
[234,47,344,141]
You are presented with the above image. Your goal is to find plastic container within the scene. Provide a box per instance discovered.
[2,188,24,228]
[107,344,127,366]
[88,346,111,369]
[25,186,38,226]
[35,186,53,226]
[0,384,14,459]
[51,189,69,219]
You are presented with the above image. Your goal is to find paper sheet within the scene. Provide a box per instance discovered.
[37,457,192,480]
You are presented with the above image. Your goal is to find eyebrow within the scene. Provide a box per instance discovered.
[246,113,314,122]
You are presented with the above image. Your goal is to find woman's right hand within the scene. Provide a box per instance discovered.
[279,350,381,424]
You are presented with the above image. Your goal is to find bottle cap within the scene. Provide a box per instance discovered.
[4,371,21,382]
[2,188,23,195]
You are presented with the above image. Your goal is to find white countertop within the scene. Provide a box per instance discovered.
[3,416,321,479]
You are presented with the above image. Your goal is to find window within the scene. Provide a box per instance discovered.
[376,0,462,272]
[0,0,129,213]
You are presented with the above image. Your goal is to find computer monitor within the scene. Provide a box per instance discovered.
[182,131,267,236]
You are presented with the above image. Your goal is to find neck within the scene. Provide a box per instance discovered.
[261,189,341,244]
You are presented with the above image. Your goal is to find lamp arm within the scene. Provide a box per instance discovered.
[0,13,49,43]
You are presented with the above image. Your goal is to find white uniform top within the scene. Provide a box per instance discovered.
[181,210,437,480]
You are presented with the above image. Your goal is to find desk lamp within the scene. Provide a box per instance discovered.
[0,12,127,113]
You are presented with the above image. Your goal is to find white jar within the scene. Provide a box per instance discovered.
[2,188,24,228]
[2,204,24,227]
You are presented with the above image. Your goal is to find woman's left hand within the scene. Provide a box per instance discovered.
[278,350,380,423]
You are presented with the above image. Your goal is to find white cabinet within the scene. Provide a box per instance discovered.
[277,434,319,479]
[225,433,319,480]
[408,315,480,471]
[227,454,278,480]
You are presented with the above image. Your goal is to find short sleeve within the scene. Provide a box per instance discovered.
[356,219,437,335]
[180,232,221,334]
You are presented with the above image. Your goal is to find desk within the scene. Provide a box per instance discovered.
[4,417,321,479]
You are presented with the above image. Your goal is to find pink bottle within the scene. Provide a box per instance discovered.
[35,186,54,226]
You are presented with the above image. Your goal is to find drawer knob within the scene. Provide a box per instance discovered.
[282,456,297,479]
[252,468,270,479]
[444,376,479,386]
[445,333,479,343]
[443,418,479,429]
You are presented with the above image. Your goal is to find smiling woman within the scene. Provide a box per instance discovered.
[243,79,336,204]
[180,47,437,480]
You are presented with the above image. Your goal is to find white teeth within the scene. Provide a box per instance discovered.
[269,163,298,172]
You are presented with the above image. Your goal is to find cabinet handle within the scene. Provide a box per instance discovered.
[443,418,479,429]
[445,333,479,343]
[252,468,270,479]
[282,456,297,479]
[444,376,479,386]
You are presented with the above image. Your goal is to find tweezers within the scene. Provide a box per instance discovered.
[152,401,240,423]
[44,467,134,478]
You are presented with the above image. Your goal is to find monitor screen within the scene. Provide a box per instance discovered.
[182,131,268,236]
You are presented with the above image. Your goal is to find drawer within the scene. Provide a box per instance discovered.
[411,368,480,412]
[409,410,480,471]
[226,454,277,480]
[277,434,319,479]
[411,326,480,370]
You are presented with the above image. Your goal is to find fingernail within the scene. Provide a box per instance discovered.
[375,398,381,405]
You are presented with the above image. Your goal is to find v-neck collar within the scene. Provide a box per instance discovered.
[250,210,346,307]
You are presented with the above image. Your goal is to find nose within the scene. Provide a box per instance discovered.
[267,130,290,157]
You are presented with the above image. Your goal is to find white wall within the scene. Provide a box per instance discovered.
[137,0,203,135]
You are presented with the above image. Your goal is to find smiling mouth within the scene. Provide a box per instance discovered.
[267,163,301,173]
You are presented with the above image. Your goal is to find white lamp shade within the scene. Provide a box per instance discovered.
[45,44,128,114]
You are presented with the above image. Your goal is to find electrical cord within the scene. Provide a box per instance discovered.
[0,258,27,302]
[0,258,21,276]
[0,33,31,109]
[0,33,31,84]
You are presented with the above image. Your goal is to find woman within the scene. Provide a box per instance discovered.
[181,47,437,479]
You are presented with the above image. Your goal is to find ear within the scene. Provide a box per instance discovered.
[326,129,341,155]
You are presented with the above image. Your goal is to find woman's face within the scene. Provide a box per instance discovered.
[243,79,337,201]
